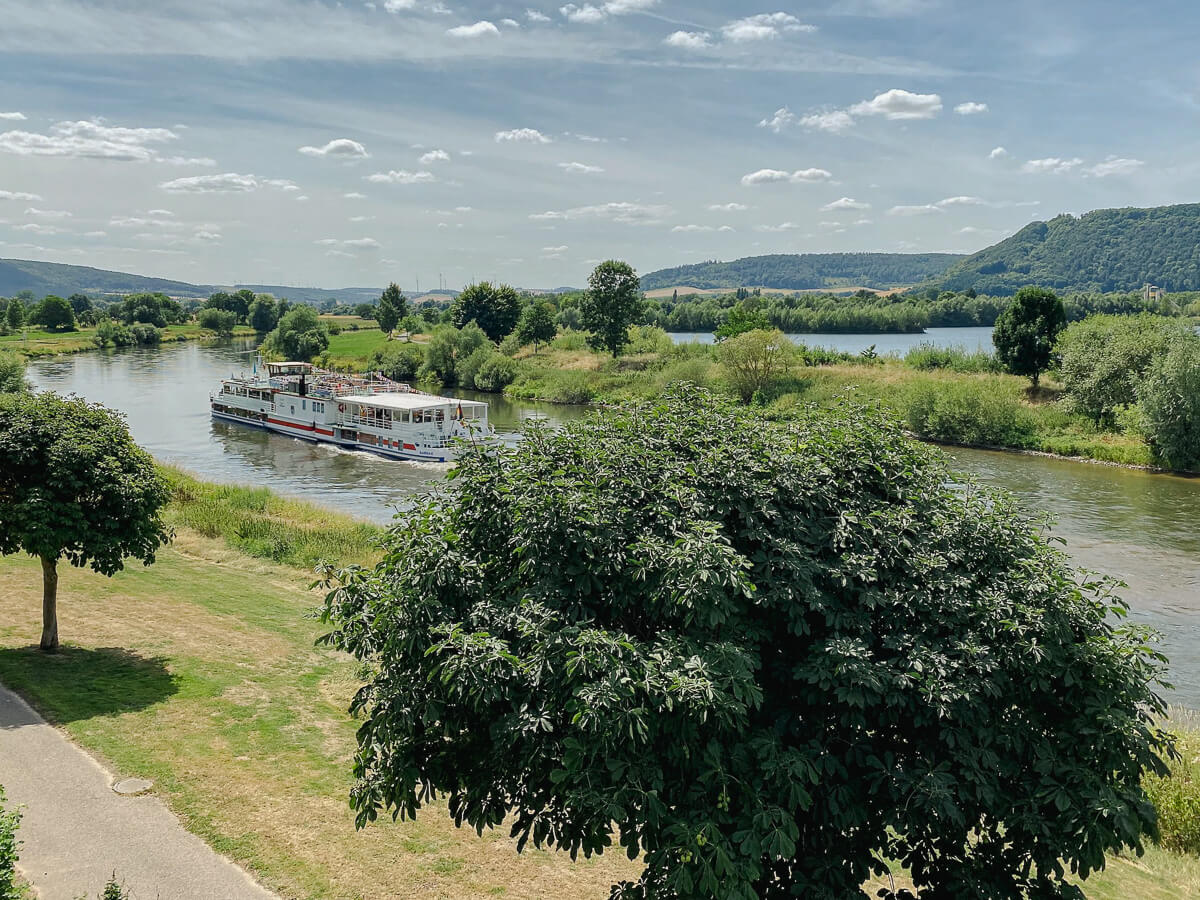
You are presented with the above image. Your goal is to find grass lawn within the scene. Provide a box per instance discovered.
[0,533,639,900]
[0,324,256,358]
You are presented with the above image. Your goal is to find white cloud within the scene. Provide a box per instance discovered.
[195,229,222,241]
[147,208,174,216]
[495,128,551,143]
[110,214,184,229]
[758,107,796,133]
[741,167,832,185]
[954,101,988,115]
[0,113,25,121]
[799,110,856,133]
[15,223,63,235]
[1021,157,1083,174]
[365,169,437,184]
[1086,157,1144,177]
[671,224,715,232]
[0,190,41,201]
[561,0,656,22]
[500,18,520,28]
[419,149,451,164]
[532,201,671,224]
[83,230,106,238]
[664,30,712,49]
[821,197,870,211]
[936,196,986,207]
[344,191,367,199]
[160,172,261,193]
[887,204,944,216]
[263,178,300,191]
[384,0,417,10]
[989,146,1009,159]
[25,207,72,218]
[315,237,381,249]
[542,244,568,252]
[0,119,184,162]
[526,8,551,21]
[298,138,369,159]
[558,161,604,174]
[447,20,501,37]
[754,222,802,232]
[348,215,374,222]
[708,202,748,211]
[849,89,942,119]
[721,12,816,42]
[560,3,606,22]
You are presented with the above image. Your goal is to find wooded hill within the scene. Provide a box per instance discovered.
[920,204,1200,295]
[639,253,965,292]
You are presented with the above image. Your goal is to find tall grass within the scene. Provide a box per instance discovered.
[161,467,382,569]
[903,377,1036,447]
[1145,722,1200,854]
[904,342,1002,374]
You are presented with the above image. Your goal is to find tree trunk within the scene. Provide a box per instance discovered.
[40,555,59,653]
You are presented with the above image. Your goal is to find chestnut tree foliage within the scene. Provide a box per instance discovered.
[320,389,1170,899]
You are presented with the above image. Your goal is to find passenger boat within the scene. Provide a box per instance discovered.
[210,361,489,463]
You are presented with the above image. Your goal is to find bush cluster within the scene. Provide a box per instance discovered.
[904,377,1035,447]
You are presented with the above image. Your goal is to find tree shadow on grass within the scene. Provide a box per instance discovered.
[0,646,179,727]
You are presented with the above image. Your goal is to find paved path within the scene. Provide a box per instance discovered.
[0,684,278,900]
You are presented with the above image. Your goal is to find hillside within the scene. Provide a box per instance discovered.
[0,258,214,299]
[639,253,965,292]
[0,259,426,303]
[922,203,1200,295]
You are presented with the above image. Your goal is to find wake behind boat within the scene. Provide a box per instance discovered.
[210,361,489,463]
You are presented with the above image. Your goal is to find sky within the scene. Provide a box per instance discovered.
[0,0,1197,291]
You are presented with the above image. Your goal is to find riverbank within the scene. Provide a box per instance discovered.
[2,472,1198,899]
[0,323,257,358]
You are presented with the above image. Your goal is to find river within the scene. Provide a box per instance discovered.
[26,339,1200,706]
[668,326,995,355]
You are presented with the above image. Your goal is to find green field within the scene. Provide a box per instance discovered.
[0,324,257,358]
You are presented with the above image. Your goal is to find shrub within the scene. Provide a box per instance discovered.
[551,329,589,352]
[625,324,674,355]
[319,389,1171,899]
[1056,314,1186,425]
[717,328,792,402]
[0,352,27,394]
[423,323,489,385]
[93,318,134,348]
[1137,333,1200,471]
[129,323,162,345]
[473,354,519,392]
[0,786,19,900]
[904,377,1035,447]
[100,874,130,900]
[1143,727,1200,854]
[368,343,425,382]
[456,346,495,390]
[546,369,595,404]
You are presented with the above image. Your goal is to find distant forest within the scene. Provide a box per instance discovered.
[922,204,1200,295]
[640,253,965,292]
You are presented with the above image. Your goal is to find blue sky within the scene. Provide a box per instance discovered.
[0,0,1195,290]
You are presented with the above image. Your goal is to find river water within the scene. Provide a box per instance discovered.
[26,338,1200,706]
[669,326,995,355]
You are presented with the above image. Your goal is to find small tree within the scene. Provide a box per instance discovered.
[992,286,1066,387]
[515,300,556,353]
[263,306,329,362]
[579,260,644,357]
[33,296,76,332]
[378,283,406,334]
[197,307,237,335]
[717,327,791,402]
[5,298,25,331]
[320,390,1170,899]
[247,296,279,333]
[68,293,93,316]
[451,282,520,342]
[714,302,771,342]
[0,393,172,651]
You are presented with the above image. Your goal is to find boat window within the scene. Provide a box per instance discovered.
[302,399,307,411]
[401,411,410,423]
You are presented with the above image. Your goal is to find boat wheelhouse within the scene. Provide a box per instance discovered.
[210,360,489,463]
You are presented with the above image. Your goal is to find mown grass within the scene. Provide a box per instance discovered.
[319,328,405,371]
[0,533,639,899]
[161,466,382,569]
[0,324,256,358]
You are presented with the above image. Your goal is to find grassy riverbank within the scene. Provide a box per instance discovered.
[0,473,1198,898]
[0,323,257,358]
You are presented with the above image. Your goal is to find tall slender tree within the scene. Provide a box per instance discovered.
[378,283,407,334]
